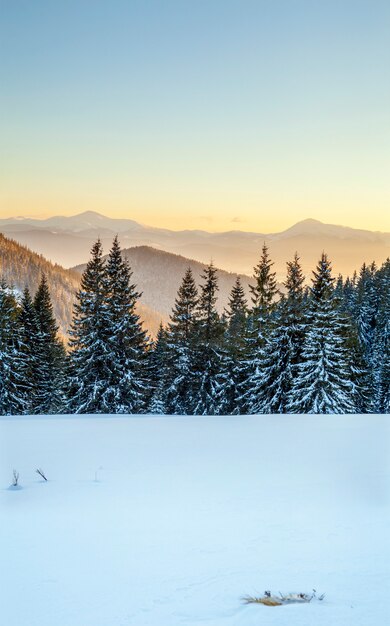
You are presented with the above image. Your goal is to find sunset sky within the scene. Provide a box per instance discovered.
[1,0,389,232]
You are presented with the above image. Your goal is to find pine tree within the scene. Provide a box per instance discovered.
[217,277,248,414]
[69,238,148,414]
[146,323,169,413]
[372,259,390,412]
[255,253,306,413]
[18,288,41,413]
[103,237,148,413]
[332,277,374,413]
[241,244,279,413]
[250,243,278,324]
[68,240,113,413]
[288,253,355,414]
[164,268,199,414]
[33,274,67,414]
[345,317,374,413]
[192,263,225,415]
[0,280,25,415]
[355,263,378,365]
[169,267,199,344]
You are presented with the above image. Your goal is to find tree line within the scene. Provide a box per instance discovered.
[0,236,389,415]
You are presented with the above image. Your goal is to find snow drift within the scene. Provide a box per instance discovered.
[1,414,389,625]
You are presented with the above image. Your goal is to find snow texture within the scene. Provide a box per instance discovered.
[1,414,389,625]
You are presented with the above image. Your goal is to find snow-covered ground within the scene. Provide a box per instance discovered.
[1,415,389,625]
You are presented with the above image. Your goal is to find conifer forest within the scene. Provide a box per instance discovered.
[1,237,389,416]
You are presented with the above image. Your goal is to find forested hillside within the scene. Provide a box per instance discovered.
[0,232,79,335]
[0,233,163,337]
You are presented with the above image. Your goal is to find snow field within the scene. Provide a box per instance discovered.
[1,414,389,625]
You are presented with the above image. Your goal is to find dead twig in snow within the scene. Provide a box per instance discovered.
[36,468,48,481]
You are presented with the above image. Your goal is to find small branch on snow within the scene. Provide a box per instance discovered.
[36,468,48,481]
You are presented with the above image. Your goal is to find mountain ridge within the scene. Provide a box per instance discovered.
[1,211,389,277]
[2,210,389,237]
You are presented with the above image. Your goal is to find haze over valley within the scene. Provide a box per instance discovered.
[1,211,389,280]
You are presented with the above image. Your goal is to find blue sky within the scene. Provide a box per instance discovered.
[1,0,389,231]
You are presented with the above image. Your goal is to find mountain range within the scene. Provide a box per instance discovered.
[1,211,389,278]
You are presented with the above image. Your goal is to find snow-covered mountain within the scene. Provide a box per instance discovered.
[1,211,389,278]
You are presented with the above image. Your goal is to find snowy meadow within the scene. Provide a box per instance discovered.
[2,414,389,626]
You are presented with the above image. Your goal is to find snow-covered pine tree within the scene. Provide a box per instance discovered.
[333,276,374,413]
[372,258,390,412]
[103,236,149,413]
[250,243,278,320]
[217,277,248,414]
[148,379,167,415]
[164,267,199,414]
[18,288,41,413]
[288,253,355,414]
[240,243,279,413]
[192,263,226,415]
[147,322,168,413]
[0,280,26,415]
[342,274,357,313]
[345,321,375,414]
[68,239,113,413]
[253,252,306,413]
[33,274,67,414]
[283,252,306,364]
[355,263,378,366]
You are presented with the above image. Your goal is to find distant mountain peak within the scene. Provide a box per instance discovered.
[74,210,106,219]
[295,218,323,225]
[280,218,327,236]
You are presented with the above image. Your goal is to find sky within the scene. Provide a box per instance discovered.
[1,0,389,233]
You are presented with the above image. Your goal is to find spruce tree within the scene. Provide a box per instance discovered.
[372,259,390,412]
[241,244,278,413]
[0,280,25,415]
[217,277,248,414]
[345,317,374,413]
[355,263,378,365]
[250,243,278,324]
[68,240,112,413]
[254,253,306,413]
[103,237,148,413]
[33,274,67,414]
[288,253,355,414]
[164,268,199,414]
[18,288,41,413]
[333,277,374,413]
[192,263,225,415]
[169,267,199,344]
[147,323,168,413]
